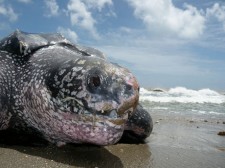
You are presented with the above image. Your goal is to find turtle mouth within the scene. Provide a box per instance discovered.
[60,97,135,125]
[94,107,134,126]
[46,96,137,145]
[95,107,134,119]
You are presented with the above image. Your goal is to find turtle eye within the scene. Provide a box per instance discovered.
[86,68,103,92]
[91,76,101,87]
[88,75,101,88]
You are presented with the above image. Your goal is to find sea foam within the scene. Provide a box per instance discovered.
[140,87,225,104]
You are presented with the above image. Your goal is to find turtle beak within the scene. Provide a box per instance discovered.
[117,74,139,118]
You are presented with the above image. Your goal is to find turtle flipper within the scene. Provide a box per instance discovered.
[0,87,11,130]
[120,104,153,143]
[0,105,11,130]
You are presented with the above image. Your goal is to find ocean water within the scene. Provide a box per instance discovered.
[140,87,225,117]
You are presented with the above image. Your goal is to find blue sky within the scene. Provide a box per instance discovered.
[0,0,225,90]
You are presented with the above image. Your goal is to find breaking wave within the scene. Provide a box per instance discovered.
[140,87,225,104]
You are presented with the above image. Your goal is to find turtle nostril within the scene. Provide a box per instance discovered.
[126,84,133,91]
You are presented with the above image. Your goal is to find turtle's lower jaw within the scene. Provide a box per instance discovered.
[41,110,128,146]
[54,124,125,146]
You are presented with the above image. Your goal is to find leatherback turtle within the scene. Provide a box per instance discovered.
[0,30,152,146]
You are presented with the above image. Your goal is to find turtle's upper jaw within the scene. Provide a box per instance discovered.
[60,92,138,124]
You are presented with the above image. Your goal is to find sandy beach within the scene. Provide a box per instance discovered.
[0,112,225,168]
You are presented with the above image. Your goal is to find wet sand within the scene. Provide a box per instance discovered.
[0,113,225,168]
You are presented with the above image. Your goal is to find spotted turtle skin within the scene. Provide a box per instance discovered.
[0,30,152,146]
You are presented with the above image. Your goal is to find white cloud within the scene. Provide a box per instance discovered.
[17,0,32,3]
[90,21,225,88]
[119,26,132,33]
[206,3,225,30]
[97,44,213,86]
[94,29,196,75]
[0,4,18,22]
[67,0,99,39]
[126,0,206,39]
[95,36,224,89]
[67,0,113,39]
[57,27,78,43]
[83,0,112,11]
[44,0,59,17]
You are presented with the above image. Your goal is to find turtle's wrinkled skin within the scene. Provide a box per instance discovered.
[0,30,152,146]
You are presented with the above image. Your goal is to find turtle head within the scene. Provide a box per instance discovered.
[44,48,139,145]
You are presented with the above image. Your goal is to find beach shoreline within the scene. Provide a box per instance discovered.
[0,112,225,168]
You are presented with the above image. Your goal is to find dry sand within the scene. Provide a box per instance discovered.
[0,113,225,168]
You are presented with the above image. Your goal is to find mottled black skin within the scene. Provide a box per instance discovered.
[0,30,153,145]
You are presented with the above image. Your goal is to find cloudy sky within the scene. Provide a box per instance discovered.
[0,0,225,90]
